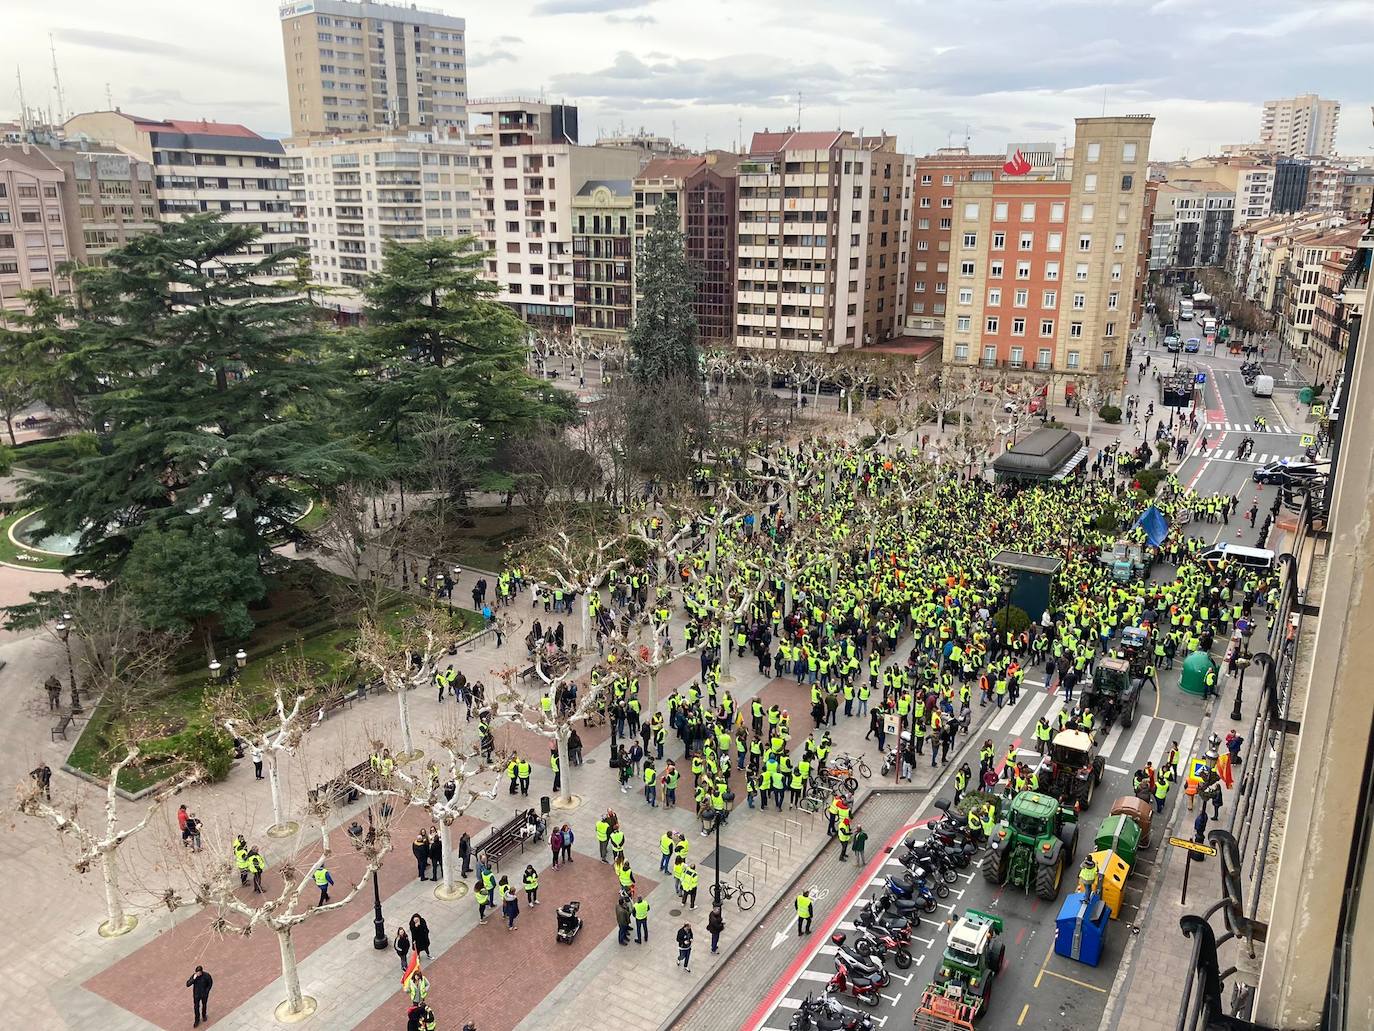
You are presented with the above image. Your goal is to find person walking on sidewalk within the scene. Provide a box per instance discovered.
[523,864,540,906]
[633,893,651,944]
[394,927,411,971]
[186,966,213,1028]
[853,826,868,866]
[707,906,725,953]
[795,890,814,935]
[676,922,694,972]
[409,913,431,959]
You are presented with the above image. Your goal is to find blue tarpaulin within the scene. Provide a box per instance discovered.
[1137,506,1169,547]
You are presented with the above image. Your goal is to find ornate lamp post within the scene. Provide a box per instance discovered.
[54,612,82,714]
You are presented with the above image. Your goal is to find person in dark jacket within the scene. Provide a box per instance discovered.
[186,966,213,1027]
[412,831,431,881]
[706,906,725,953]
[676,923,693,971]
[409,913,431,958]
[427,828,444,882]
[458,830,472,878]
[393,927,411,971]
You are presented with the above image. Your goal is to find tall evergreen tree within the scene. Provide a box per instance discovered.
[350,237,568,490]
[628,194,699,384]
[22,215,377,578]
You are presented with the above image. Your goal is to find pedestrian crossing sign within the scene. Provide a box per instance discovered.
[1310,404,1325,419]
[1300,434,1315,448]
[1187,757,1210,783]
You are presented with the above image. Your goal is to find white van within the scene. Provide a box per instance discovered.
[1252,374,1274,397]
[1200,543,1276,570]
[1203,317,1217,335]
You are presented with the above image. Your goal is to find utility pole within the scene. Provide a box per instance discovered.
[49,34,66,125]
[17,68,29,132]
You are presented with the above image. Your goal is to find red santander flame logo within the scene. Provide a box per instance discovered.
[1003,148,1032,176]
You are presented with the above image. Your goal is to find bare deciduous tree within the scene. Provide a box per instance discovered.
[354,606,452,759]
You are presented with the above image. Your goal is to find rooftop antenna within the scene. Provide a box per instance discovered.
[1102,89,1108,116]
[105,82,113,109]
[17,67,29,132]
[796,91,803,129]
[737,116,743,153]
[49,33,66,124]
[671,119,676,143]
[964,124,970,149]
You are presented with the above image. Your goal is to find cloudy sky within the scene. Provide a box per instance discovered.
[5,0,1373,159]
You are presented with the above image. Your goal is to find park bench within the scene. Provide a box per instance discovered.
[308,759,373,807]
[51,714,73,741]
[474,807,544,871]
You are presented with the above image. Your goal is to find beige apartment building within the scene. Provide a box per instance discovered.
[1260,93,1340,158]
[1228,211,1347,313]
[279,0,467,137]
[43,144,159,266]
[1278,222,1362,361]
[570,179,633,348]
[943,116,1154,391]
[0,145,75,318]
[468,99,646,327]
[64,112,295,279]
[287,129,474,314]
[734,130,913,353]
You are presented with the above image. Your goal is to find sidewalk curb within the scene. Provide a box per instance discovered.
[655,785,916,1031]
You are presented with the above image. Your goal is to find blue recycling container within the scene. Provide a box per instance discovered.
[1055,891,1110,966]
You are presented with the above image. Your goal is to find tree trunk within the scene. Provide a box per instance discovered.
[1087,407,1097,442]
[268,751,286,829]
[438,818,457,896]
[101,848,127,933]
[276,925,307,1015]
[397,688,415,756]
[578,592,592,653]
[556,726,573,805]
[3,415,15,447]
[717,577,733,682]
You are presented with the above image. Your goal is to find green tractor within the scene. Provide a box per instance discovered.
[980,791,1079,900]
[913,910,1006,1028]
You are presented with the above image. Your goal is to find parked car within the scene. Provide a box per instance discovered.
[1184,338,1201,353]
[1164,334,1181,352]
[1252,459,1330,486]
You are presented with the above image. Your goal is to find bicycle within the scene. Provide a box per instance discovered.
[709,875,756,911]
[797,793,823,814]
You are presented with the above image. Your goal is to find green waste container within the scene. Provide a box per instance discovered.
[1179,650,1213,697]
[1299,387,1314,404]
[1094,814,1142,870]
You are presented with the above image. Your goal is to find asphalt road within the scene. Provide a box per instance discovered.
[750,662,1210,1031]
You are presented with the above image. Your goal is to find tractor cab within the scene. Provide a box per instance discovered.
[1045,730,1105,810]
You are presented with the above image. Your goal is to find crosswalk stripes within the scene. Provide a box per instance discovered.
[1212,449,1273,463]
[1205,422,1292,434]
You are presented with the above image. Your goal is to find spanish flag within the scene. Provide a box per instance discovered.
[401,949,422,990]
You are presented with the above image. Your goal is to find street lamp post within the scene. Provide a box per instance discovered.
[709,791,736,907]
[54,613,82,715]
[347,808,389,949]
[1229,651,1253,722]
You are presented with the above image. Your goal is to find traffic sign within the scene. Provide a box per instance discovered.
[1186,757,1211,783]
[1310,404,1325,419]
[1194,373,1207,384]
[1300,434,1315,448]
[1169,836,1217,857]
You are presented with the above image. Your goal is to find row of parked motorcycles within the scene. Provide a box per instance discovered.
[791,806,984,1027]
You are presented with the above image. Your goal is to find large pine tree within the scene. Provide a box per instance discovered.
[22,215,377,578]
[350,237,567,488]
[628,194,699,384]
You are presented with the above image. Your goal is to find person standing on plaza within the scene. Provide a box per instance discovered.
[29,761,52,802]
[634,892,651,943]
[413,830,431,881]
[428,828,443,883]
[707,906,725,954]
[184,813,203,853]
[560,823,574,863]
[550,825,564,869]
[186,966,213,1028]
[853,826,868,866]
[247,846,266,894]
[795,890,814,936]
[251,744,263,780]
[500,876,519,930]
[394,926,411,971]
[523,864,540,905]
[459,831,472,878]
[676,922,694,972]
[409,913,431,958]
[616,895,632,946]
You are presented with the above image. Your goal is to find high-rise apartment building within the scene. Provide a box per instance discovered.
[1339,168,1374,219]
[734,130,912,353]
[0,145,75,317]
[468,99,647,327]
[1260,93,1340,158]
[571,180,633,348]
[905,149,1004,340]
[1271,157,1311,214]
[1279,222,1362,360]
[1148,179,1234,269]
[42,144,160,266]
[943,116,1154,388]
[633,153,741,342]
[64,112,295,278]
[279,0,467,137]
[286,129,475,315]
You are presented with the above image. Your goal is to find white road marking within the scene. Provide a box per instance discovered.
[1116,715,1155,765]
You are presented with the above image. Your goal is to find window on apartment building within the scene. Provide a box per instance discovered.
[992,232,1006,250]
[1021,203,1036,221]
[962,232,977,248]
[1040,320,1055,337]
[982,345,997,362]
[1072,292,1086,310]
[994,202,1009,221]
[939,217,951,230]
[1010,346,1025,365]
[986,316,999,333]
[914,280,926,292]
[1084,173,1097,193]
[1101,350,1114,368]
[956,315,972,331]
[1105,321,1117,336]
[918,218,930,229]
[912,302,925,313]
[1078,234,1092,251]
[916,261,928,271]
[917,240,929,250]
[1081,204,1095,221]
[958,288,973,304]
[1117,203,1129,223]
[1121,174,1134,191]
[1045,263,1059,281]
[1107,291,1119,310]
[920,197,931,208]
[990,260,1004,278]
[1069,321,1083,337]
[1014,289,1028,307]
[1075,263,1089,281]
[937,262,948,272]
[960,260,975,276]
[940,197,952,208]
[988,288,1002,306]
[1122,142,1137,162]
[1011,318,1026,336]
[1110,262,1122,280]
[954,343,969,360]
[921,174,933,185]
[933,302,945,314]
[1086,144,1100,163]
[1019,232,1034,251]
[1047,232,1062,252]
[935,282,947,294]
[1113,233,1126,252]
[941,174,953,185]
[1012,261,1028,279]
[1050,202,1065,222]
[964,202,979,219]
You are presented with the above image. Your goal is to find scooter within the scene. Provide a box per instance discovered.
[859,893,919,934]
[825,934,889,1008]
[901,845,961,884]
[555,901,583,944]
[853,926,913,969]
[908,833,976,869]
[788,991,875,1031]
[885,869,941,912]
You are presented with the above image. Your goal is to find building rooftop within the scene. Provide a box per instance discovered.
[637,156,706,181]
[748,130,846,155]
[576,179,632,198]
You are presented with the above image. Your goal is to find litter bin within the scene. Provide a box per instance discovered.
[1298,387,1313,404]
[1055,891,1110,966]
[1087,849,1131,919]
[1179,650,1213,697]
[1094,814,1143,870]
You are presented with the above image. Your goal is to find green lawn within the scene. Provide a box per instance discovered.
[0,510,67,571]
[444,505,532,571]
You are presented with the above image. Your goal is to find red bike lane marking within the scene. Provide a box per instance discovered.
[744,736,1024,1029]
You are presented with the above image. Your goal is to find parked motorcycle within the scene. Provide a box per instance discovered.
[852,926,913,969]
[859,893,919,934]
[885,868,941,912]
[901,845,961,884]
[788,992,875,1031]
[825,934,890,1008]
